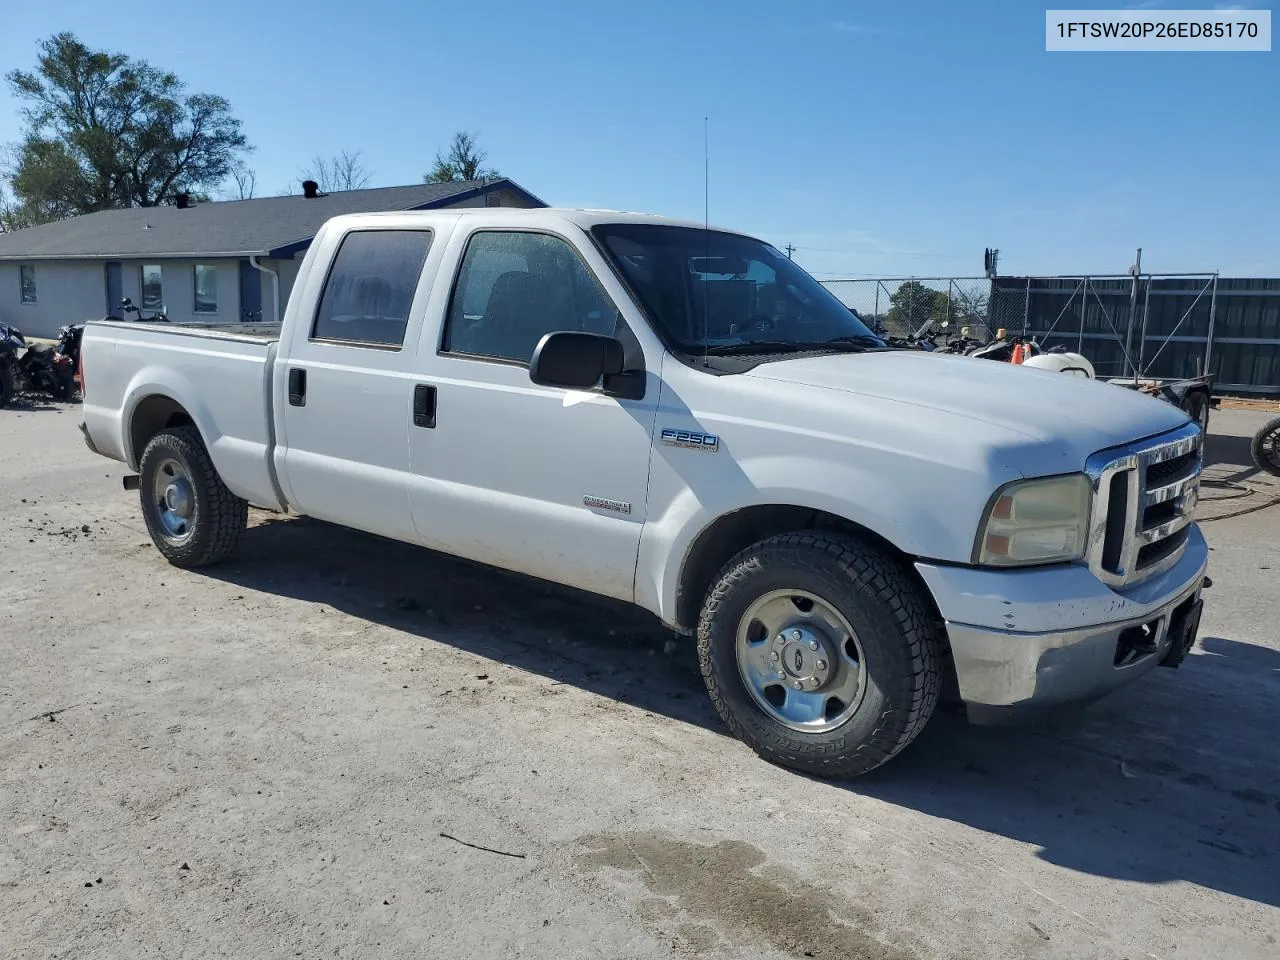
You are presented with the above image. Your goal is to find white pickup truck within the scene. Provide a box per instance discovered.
[78,208,1209,777]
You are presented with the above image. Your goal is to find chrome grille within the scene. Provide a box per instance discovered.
[1085,422,1202,588]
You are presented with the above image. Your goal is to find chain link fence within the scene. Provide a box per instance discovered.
[817,273,1280,393]
[821,277,1006,342]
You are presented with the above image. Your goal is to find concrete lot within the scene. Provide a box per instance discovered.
[2,398,1278,960]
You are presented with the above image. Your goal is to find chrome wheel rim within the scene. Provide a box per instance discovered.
[153,457,196,542]
[735,589,868,733]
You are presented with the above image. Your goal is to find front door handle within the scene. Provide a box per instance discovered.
[413,384,436,428]
[288,367,306,406]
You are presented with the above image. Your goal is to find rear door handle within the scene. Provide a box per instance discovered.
[413,384,436,428]
[288,367,306,406]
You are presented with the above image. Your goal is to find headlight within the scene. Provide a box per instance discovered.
[975,474,1092,567]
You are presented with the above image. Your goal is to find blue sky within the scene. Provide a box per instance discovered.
[1,1,1275,277]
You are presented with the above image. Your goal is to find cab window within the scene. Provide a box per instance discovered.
[443,231,618,364]
[312,230,433,347]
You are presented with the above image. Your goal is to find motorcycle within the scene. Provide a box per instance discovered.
[0,323,23,407]
[1251,416,1280,478]
[119,297,168,323]
[52,322,85,400]
[0,321,83,407]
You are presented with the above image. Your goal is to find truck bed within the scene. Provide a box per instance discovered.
[80,318,284,511]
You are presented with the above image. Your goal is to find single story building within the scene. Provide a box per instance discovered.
[0,178,546,338]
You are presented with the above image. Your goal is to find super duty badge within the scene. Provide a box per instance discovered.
[661,428,720,452]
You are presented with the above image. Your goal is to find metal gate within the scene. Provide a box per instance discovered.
[821,274,1280,395]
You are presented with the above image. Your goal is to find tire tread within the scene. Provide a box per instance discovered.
[139,425,247,567]
[696,531,942,778]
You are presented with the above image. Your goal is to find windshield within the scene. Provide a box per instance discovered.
[591,223,880,354]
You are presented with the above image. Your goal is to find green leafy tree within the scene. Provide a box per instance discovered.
[885,280,950,334]
[4,32,249,221]
[424,131,500,183]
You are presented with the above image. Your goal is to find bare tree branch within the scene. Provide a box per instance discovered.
[424,131,500,183]
[229,163,256,200]
[300,149,371,193]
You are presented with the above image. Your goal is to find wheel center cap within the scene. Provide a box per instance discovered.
[772,628,833,688]
[164,481,193,518]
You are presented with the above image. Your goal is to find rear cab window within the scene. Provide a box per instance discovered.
[312,230,434,349]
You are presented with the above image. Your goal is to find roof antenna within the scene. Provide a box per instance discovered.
[702,115,710,367]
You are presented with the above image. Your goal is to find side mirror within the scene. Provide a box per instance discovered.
[530,331,624,390]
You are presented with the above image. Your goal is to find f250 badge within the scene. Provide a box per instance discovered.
[661,428,720,452]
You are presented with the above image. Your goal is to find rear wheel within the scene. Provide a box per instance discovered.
[138,425,247,567]
[697,532,943,778]
[1251,416,1280,478]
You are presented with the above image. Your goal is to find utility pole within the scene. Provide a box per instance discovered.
[784,244,796,260]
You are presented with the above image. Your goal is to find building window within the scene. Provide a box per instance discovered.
[193,264,218,314]
[141,264,163,310]
[311,230,433,347]
[19,265,36,303]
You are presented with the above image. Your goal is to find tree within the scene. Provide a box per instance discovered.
[885,280,950,335]
[951,286,990,326]
[4,32,249,218]
[228,163,257,200]
[299,149,371,193]
[424,131,500,183]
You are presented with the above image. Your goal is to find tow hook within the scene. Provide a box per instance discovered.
[123,474,140,491]
[1202,575,1213,589]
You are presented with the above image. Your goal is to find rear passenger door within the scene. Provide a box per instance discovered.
[406,228,658,602]
[275,228,434,542]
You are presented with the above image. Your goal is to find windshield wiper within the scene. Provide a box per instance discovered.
[702,340,811,356]
[702,338,882,357]
[822,334,890,349]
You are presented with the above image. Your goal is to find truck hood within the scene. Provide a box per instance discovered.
[743,349,1189,469]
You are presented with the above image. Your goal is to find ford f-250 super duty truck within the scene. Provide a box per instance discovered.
[78,208,1209,777]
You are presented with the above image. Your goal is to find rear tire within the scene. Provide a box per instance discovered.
[138,425,247,567]
[1251,416,1280,478]
[697,532,943,778]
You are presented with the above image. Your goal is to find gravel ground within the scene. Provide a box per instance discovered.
[1,398,1278,960]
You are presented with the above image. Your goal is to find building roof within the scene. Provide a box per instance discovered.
[0,178,546,262]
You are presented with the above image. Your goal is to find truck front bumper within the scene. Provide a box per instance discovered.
[915,524,1209,722]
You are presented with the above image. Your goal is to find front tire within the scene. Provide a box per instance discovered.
[1251,416,1280,478]
[138,426,247,567]
[697,532,943,778]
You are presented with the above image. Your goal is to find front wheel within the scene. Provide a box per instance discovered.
[1251,416,1280,478]
[138,425,248,567]
[697,532,943,778]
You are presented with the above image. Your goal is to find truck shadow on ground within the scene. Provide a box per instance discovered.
[206,513,1280,910]
[855,633,1280,909]
[1202,430,1263,482]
